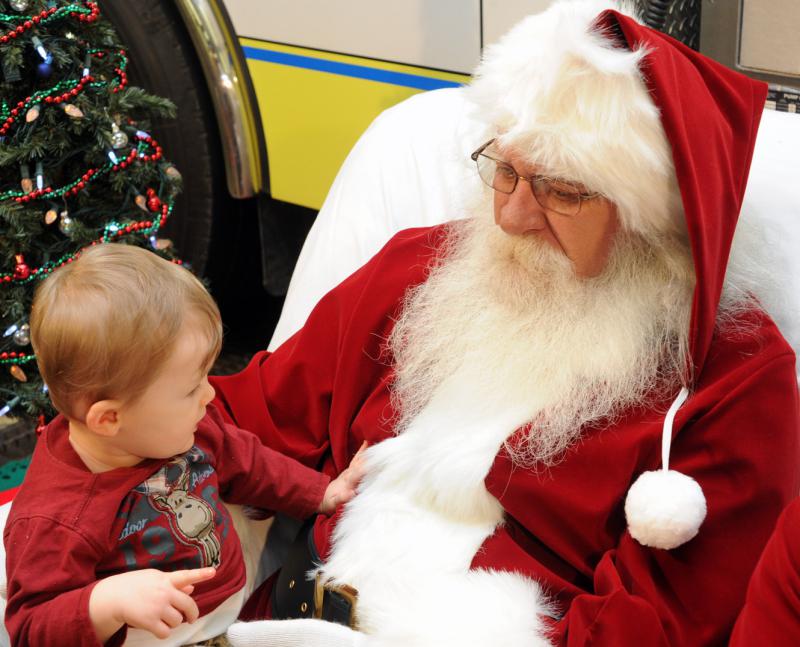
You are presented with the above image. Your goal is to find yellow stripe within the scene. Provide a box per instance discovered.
[242,38,469,209]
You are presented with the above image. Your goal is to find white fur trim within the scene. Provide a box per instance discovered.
[363,570,555,647]
[321,373,554,646]
[226,619,365,647]
[625,469,707,549]
[467,0,683,239]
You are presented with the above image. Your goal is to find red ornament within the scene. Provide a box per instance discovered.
[147,196,162,212]
[35,415,46,436]
[12,254,30,280]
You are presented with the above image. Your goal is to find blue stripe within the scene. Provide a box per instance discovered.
[242,46,462,91]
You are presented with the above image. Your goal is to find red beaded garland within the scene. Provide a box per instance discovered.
[0,2,95,43]
[0,76,95,136]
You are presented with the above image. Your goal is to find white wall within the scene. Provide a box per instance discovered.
[482,0,553,46]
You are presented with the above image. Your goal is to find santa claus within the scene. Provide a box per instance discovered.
[212,2,800,645]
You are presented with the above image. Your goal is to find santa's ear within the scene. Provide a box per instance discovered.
[85,399,123,437]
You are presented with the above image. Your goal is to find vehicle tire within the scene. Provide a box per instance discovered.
[98,0,224,277]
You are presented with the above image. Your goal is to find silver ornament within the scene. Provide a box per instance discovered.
[10,0,29,12]
[13,324,30,346]
[110,123,128,149]
[59,213,74,235]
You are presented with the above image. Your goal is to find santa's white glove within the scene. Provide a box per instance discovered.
[226,618,365,647]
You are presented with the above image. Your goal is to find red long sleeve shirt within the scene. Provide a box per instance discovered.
[4,405,330,647]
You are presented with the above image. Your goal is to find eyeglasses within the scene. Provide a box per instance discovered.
[470,139,601,217]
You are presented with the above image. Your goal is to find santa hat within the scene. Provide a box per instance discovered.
[467,1,711,550]
[467,0,684,242]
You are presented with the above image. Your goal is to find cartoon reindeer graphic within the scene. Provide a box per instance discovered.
[143,451,222,568]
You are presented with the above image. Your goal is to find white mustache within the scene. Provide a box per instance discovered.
[387,214,694,467]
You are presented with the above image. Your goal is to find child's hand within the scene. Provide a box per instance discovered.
[319,441,369,515]
[89,566,216,642]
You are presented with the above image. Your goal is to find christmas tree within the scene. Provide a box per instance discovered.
[0,0,182,425]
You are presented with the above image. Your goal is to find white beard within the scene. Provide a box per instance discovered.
[320,210,694,646]
[388,211,695,467]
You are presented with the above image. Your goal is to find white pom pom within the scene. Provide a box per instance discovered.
[625,469,707,550]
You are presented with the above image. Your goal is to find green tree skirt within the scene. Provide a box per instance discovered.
[0,456,29,491]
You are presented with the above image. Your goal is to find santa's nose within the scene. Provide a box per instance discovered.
[494,182,548,236]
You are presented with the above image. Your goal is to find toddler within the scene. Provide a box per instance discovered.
[4,243,364,647]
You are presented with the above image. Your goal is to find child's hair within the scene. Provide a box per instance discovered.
[30,243,223,419]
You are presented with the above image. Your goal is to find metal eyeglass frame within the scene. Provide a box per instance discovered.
[470,139,601,217]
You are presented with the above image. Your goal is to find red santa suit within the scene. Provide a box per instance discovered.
[730,497,800,646]
[211,8,800,647]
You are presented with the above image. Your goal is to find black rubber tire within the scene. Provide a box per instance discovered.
[98,0,222,277]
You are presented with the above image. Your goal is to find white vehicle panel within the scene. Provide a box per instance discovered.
[224,0,481,73]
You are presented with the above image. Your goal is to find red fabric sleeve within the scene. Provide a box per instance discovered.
[554,351,799,646]
[202,407,331,519]
[209,290,341,468]
[4,517,126,647]
[730,497,800,646]
[209,228,422,476]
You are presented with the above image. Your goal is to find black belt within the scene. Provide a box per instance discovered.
[271,518,359,629]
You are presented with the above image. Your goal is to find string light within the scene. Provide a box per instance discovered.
[0,397,21,418]
[0,48,127,137]
[30,35,48,60]
[1,132,164,203]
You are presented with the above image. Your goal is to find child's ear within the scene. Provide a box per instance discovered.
[85,400,123,437]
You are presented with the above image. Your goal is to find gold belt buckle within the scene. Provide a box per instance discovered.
[313,572,325,619]
[313,572,359,629]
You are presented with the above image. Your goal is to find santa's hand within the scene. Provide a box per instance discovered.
[88,566,216,642]
[319,441,369,515]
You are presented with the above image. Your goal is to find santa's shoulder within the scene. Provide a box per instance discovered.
[701,306,797,392]
[341,222,454,295]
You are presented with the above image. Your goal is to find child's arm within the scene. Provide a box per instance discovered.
[4,515,214,646]
[5,517,112,647]
[203,406,366,519]
[89,567,216,642]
